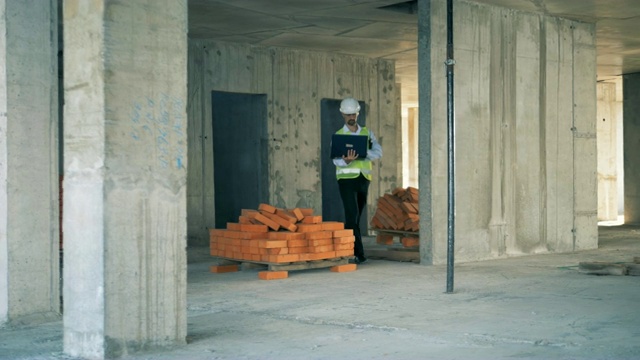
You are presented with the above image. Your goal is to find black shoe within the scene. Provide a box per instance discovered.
[354,256,367,265]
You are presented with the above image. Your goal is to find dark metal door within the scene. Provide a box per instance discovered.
[212,91,268,228]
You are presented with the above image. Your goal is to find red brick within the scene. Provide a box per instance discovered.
[250,254,262,262]
[332,229,353,237]
[249,246,261,255]
[258,203,277,213]
[238,216,253,224]
[296,224,323,233]
[241,209,259,217]
[233,239,245,246]
[308,245,334,253]
[287,239,309,247]
[237,231,268,240]
[298,208,314,216]
[330,264,357,272]
[210,265,238,273]
[265,247,289,255]
[275,209,298,223]
[288,246,309,254]
[291,208,305,221]
[238,224,269,233]
[334,243,354,250]
[260,211,297,232]
[308,238,333,246]
[268,231,305,240]
[371,216,384,229]
[253,213,280,231]
[320,222,344,231]
[333,235,355,244]
[377,234,394,245]
[401,236,419,247]
[209,229,227,237]
[258,271,288,280]
[301,215,323,224]
[216,236,232,244]
[226,223,241,231]
[306,231,333,240]
[256,240,287,248]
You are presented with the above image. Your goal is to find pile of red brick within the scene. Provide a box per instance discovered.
[209,203,355,264]
[371,186,419,232]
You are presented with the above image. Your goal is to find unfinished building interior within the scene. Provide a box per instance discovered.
[1,0,640,358]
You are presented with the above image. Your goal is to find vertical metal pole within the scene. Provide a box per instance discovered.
[445,0,456,293]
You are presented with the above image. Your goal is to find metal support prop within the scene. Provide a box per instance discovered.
[445,0,456,294]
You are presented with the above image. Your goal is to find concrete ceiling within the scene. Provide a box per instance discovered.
[188,0,640,106]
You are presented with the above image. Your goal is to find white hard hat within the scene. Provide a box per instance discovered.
[339,97,361,114]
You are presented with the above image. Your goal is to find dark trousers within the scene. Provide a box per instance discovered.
[337,174,370,258]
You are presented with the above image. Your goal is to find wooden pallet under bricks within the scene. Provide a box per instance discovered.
[209,203,358,280]
[368,186,420,263]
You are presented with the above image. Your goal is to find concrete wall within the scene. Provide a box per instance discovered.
[63,1,187,357]
[420,0,598,265]
[597,81,618,221]
[187,40,401,246]
[623,73,640,224]
[0,0,60,326]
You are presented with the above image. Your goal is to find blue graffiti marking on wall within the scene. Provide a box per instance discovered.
[129,93,186,169]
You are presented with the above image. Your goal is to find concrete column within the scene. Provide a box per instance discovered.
[0,0,60,326]
[597,82,618,221]
[63,1,187,358]
[571,24,598,250]
[419,0,597,265]
[417,0,434,265]
[623,73,640,224]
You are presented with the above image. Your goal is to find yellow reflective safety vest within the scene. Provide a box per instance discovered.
[335,127,372,180]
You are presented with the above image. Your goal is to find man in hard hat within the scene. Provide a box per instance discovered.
[332,97,383,265]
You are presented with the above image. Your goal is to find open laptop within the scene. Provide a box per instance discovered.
[331,134,368,159]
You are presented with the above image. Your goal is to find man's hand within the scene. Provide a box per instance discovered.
[342,149,359,164]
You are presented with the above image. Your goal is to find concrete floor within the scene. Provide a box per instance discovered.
[1,226,639,360]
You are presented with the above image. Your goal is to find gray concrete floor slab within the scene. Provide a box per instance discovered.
[1,226,639,360]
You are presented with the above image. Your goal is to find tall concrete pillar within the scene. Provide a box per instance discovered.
[417,0,434,265]
[418,0,597,265]
[0,0,60,326]
[63,1,187,358]
[623,73,640,224]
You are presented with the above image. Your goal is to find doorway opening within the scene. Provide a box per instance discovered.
[597,76,624,226]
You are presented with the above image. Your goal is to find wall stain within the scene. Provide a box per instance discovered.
[295,189,315,209]
[273,170,286,208]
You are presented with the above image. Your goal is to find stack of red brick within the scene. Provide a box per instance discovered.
[210,203,355,264]
[371,186,419,232]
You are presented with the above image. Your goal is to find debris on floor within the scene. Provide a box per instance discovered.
[578,257,640,276]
